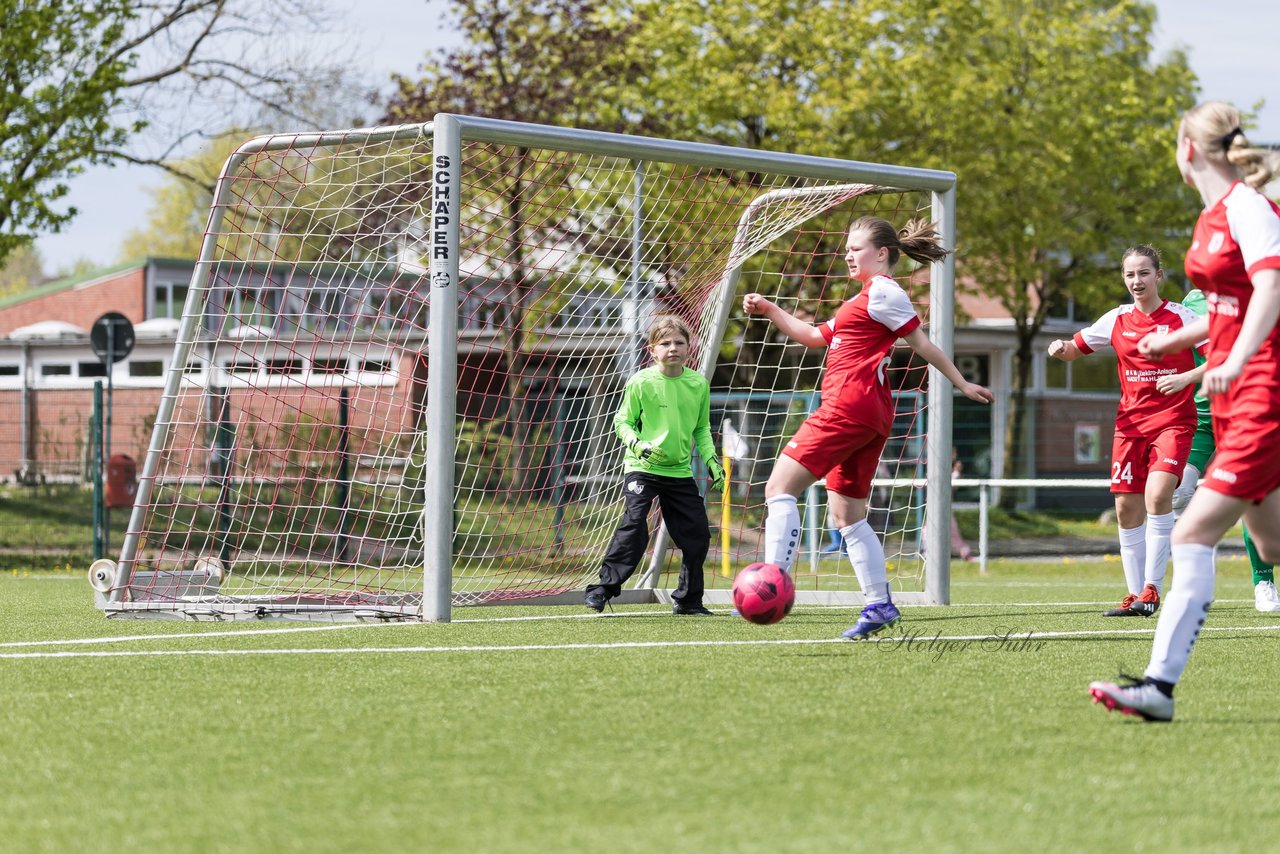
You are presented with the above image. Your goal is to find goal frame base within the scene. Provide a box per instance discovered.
[93,587,942,621]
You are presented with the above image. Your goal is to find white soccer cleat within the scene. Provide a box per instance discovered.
[1088,678,1174,722]
[1255,580,1280,613]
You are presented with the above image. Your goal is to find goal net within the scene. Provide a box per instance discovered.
[92,116,957,621]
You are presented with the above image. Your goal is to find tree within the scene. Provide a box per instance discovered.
[118,131,250,261]
[1,0,363,267]
[625,0,1198,491]
[1,1,135,264]
[382,0,653,495]
[835,0,1198,489]
[0,242,48,300]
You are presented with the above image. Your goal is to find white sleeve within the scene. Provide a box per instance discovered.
[1074,307,1120,353]
[1167,302,1210,351]
[866,278,919,333]
[1225,187,1280,274]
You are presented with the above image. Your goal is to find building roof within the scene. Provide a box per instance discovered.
[134,318,182,339]
[9,320,88,340]
[0,256,194,311]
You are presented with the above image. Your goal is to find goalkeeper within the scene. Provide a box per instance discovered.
[584,316,724,615]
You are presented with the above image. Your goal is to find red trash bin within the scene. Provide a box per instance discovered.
[106,454,138,509]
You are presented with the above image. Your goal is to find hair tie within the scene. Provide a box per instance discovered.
[1221,127,1244,150]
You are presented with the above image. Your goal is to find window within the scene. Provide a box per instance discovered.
[1044,357,1068,390]
[0,365,19,377]
[129,361,165,378]
[953,353,989,387]
[1071,355,1120,392]
[359,359,389,374]
[265,358,303,375]
[153,281,189,320]
[79,361,108,378]
[41,364,72,376]
[311,357,348,375]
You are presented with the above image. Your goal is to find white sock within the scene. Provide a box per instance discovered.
[841,519,890,605]
[764,495,800,572]
[1145,543,1216,684]
[1118,524,1146,595]
[1143,512,1176,593]
[1180,464,1201,493]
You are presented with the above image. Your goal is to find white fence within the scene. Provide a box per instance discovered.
[802,477,1114,576]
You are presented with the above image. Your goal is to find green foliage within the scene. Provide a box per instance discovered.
[117,132,251,262]
[389,2,1201,486]
[630,0,1198,309]
[954,507,1095,539]
[454,418,517,492]
[621,0,1199,480]
[0,241,47,299]
[383,0,650,131]
[0,0,139,264]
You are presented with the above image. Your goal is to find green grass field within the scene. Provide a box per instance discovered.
[3,557,1276,853]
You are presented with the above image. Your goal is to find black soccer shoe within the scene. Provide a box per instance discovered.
[672,603,714,616]
[1103,593,1141,617]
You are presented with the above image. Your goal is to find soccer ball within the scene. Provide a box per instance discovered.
[732,563,795,625]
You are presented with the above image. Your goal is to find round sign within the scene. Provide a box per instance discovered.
[90,312,135,365]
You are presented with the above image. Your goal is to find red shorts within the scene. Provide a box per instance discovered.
[1109,424,1192,494]
[782,408,888,500]
[1204,412,1280,502]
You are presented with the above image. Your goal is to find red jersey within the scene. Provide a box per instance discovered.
[1184,181,1280,424]
[818,275,920,434]
[1073,301,1203,436]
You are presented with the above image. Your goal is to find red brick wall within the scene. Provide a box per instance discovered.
[1034,395,1118,474]
[0,268,147,336]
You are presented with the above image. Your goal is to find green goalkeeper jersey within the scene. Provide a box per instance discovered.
[1182,288,1211,419]
[614,366,716,477]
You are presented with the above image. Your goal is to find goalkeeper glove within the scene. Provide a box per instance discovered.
[631,440,670,465]
[707,459,726,492]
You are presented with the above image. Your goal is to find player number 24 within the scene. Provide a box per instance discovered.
[1111,461,1133,485]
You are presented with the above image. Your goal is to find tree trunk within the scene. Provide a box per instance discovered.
[1000,328,1036,510]
[502,152,538,498]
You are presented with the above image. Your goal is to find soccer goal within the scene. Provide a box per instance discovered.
[90,114,958,621]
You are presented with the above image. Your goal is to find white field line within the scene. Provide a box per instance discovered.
[4,623,1280,661]
[1,599,1262,649]
[0,621,403,648]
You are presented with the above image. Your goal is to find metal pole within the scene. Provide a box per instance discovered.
[19,342,32,482]
[627,160,645,376]
[336,388,351,563]
[424,115,461,622]
[115,150,245,598]
[806,482,820,575]
[92,381,104,559]
[979,483,990,576]
[925,184,957,605]
[550,394,567,551]
[104,322,114,551]
[213,388,235,565]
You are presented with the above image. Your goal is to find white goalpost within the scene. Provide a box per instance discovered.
[89,114,958,621]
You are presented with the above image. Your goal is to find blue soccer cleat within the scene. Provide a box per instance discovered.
[840,600,901,641]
